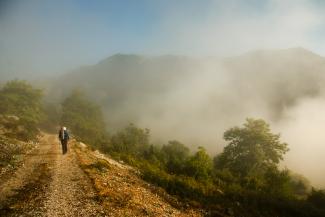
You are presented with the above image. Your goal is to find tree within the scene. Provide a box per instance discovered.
[0,80,43,140]
[215,118,288,178]
[110,123,150,157]
[185,146,213,180]
[61,90,107,147]
[161,140,190,174]
[308,189,325,209]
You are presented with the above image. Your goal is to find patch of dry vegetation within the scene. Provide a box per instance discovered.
[74,141,204,217]
[0,116,37,179]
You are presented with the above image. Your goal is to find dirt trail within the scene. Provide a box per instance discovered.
[0,134,203,217]
[43,137,105,217]
[0,134,105,217]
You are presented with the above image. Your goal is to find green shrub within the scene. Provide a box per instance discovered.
[160,140,189,174]
[110,123,150,157]
[308,189,325,209]
[184,146,213,180]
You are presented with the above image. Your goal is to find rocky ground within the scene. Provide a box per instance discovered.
[0,134,203,217]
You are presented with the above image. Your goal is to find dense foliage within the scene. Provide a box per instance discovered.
[109,123,150,157]
[0,80,43,141]
[160,140,190,174]
[216,118,289,178]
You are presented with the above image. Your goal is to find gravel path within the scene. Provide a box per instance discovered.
[43,137,105,217]
[0,134,204,217]
[0,134,106,217]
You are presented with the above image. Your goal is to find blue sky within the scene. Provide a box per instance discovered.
[1,0,325,75]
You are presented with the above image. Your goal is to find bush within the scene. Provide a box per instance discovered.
[140,160,221,205]
[308,189,325,209]
[110,123,150,157]
[184,146,213,180]
[160,140,190,174]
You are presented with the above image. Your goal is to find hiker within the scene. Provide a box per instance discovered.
[58,126,70,154]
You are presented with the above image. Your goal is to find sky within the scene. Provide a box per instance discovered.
[1,0,325,76]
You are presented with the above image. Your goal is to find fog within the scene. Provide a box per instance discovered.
[1,0,325,188]
[53,49,325,188]
[276,98,325,187]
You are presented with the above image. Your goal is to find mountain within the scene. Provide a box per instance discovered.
[53,54,204,128]
[52,48,325,148]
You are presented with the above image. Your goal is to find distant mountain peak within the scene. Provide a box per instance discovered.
[97,54,144,66]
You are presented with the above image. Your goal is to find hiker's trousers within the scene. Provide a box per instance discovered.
[60,139,68,154]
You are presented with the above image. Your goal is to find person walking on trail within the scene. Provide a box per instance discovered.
[58,126,70,154]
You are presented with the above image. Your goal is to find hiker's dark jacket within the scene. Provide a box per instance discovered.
[58,130,70,141]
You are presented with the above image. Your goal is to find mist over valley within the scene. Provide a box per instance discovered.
[47,47,325,187]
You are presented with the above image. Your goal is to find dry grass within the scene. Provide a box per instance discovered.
[74,141,203,217]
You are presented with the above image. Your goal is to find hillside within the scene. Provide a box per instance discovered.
[0,133,204,217]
